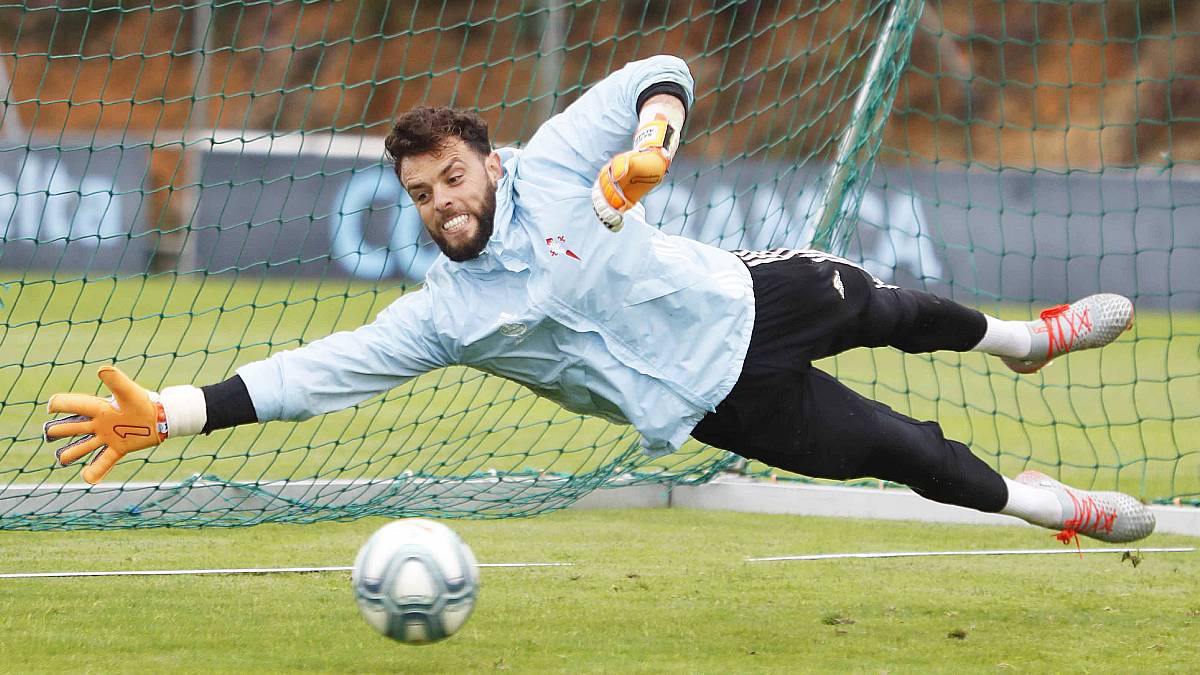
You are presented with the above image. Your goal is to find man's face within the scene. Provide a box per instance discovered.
[399,137,502,262]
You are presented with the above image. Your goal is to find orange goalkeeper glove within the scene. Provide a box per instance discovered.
[44,365,168,484]
[592,112,680,233]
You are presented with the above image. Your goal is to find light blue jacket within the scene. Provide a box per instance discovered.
[238,56,756,455]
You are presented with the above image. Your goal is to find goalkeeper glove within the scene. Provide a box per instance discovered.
[44,365,206,484]
[592,106,683,233]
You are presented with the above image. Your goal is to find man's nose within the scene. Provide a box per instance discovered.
[433,188,454,213]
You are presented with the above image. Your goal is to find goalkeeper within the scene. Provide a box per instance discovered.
[45,55,1153,544]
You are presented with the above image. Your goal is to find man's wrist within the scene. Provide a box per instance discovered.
[635,81,689,117]
[160,384,207,437]
[635,94,686,161]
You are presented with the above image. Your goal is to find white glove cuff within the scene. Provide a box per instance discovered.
[160,385,207,437]
[638,100,685,160]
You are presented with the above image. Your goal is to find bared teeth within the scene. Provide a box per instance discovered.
[442,214,468,232]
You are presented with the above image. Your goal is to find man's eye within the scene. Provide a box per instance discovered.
[449,175,462,185]
[415,193,429,204]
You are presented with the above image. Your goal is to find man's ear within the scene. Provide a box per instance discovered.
[485,151,503,181]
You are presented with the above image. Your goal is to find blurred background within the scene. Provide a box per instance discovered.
[5,1,1199,165]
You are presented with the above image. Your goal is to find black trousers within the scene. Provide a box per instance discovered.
[691,249,1008,513]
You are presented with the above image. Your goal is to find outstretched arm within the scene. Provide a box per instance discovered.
[44,289,452,484]
[517,55,693,200]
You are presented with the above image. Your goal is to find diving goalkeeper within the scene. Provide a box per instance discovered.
[44,55,1154,543]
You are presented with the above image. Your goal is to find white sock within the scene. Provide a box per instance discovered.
[999,477,1063,528]
[971,315,1032,358]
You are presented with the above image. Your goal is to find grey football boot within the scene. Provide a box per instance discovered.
[1015,470,1155,543]
[1002,293,1134,374]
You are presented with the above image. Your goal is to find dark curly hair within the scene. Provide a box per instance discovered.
[384,106,491,179]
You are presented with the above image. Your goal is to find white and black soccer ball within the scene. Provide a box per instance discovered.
[351,519,480,644]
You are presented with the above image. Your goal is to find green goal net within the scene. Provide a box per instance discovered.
[1,1,1196,529]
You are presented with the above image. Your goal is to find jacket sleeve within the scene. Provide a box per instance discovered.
[517,55,694,189]
[235,288,452,422]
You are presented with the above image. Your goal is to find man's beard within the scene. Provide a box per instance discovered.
[437,185,496,263]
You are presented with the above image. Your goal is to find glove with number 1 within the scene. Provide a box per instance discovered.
[43,365,168,484]
[592,106,682,233]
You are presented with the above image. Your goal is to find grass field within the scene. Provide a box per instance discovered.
[2,275,1197,507]
[1,508,1198,673]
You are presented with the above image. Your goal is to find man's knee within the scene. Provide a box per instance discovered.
[870,289,986,353]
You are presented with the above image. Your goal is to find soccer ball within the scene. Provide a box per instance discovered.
[351,519,480,644]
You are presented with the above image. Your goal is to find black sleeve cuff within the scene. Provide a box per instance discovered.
[636,81,689,117]
[200,375,258,434]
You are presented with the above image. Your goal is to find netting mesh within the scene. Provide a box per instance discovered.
[1,1,1196,529]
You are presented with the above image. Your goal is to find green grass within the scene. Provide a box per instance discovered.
[1,275,1198,503]
[0,509,1197,673]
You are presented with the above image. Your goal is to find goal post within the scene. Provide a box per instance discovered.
[809,0,924,254]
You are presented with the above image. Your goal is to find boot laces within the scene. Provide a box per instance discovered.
[1039,303,1093,359]
[1054,489,1117,557]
